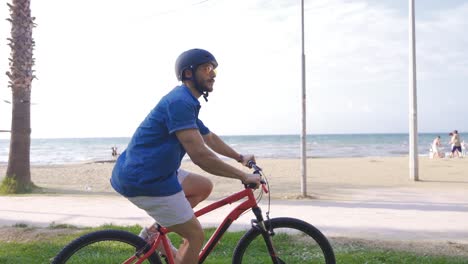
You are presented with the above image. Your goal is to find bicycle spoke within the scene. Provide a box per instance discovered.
[234,221,333,264]
[269,229,327,263]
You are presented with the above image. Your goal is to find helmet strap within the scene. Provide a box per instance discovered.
[202,91,209,102]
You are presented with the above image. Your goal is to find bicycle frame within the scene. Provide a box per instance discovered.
[126,186,266,264]
[196,187,261,263]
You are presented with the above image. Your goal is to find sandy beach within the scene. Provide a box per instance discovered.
[1,156,466,200]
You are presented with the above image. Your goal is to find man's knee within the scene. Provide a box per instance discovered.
[183,174,213,197]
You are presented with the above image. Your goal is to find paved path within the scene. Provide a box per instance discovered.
[1,188,467,243]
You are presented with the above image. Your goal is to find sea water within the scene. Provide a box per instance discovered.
[0,133,465,165]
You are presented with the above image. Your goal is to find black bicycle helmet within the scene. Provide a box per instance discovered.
[175,49,218,81]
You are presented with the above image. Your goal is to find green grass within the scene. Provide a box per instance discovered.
[334,245,466,264]
[0,225,466,264]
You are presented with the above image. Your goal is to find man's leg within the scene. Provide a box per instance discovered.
[168,216,204,264]
[139,171,212,261]
[181,172,213,208]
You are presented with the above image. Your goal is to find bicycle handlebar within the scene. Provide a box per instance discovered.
[247,160,261,171]
[245,160,268,193]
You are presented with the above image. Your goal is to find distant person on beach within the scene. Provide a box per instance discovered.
[448,132,454,157]
[431,136,444,158]
[111,147,118,157]
[449,130,462,158]
[110,49,260,264]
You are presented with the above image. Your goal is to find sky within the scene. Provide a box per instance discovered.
[0,0,467,138]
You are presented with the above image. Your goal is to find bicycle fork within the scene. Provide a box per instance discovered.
[251,206,285,264]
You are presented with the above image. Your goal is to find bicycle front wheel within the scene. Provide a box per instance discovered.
[51,229,162,264]
[232,217,335,264]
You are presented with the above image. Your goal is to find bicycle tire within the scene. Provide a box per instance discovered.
[51,229,162,264]
[232,217,336,264]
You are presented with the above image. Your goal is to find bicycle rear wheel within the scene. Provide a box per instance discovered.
[232,217,335,264]
[51,229,162,264]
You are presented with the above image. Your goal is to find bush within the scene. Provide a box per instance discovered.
[0,176,36,194]
[0,177,17,194]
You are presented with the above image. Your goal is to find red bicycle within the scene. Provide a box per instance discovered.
[52,162,336,263]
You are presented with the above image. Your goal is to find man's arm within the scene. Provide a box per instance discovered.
[176,129,248,182]
[202,132,243,162]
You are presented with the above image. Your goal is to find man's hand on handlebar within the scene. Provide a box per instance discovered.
[242,173,261,189]
[239,154,256,167]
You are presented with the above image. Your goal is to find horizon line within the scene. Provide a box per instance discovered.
[0,131,465,140]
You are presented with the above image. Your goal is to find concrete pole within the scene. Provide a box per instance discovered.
[300,0,307,195]
[409,0,419,181]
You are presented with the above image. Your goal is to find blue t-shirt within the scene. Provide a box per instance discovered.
[110,85,210,197]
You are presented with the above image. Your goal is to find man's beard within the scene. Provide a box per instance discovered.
[194,78,212,94]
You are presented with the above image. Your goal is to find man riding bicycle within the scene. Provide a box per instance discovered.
[110,48,261,264]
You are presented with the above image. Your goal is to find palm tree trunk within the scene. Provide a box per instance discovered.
[4,0,35,192]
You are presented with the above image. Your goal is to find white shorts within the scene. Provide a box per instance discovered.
[127,169,193,227]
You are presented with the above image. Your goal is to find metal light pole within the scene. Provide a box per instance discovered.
[409,0,419,181]
[300,0,307,196]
